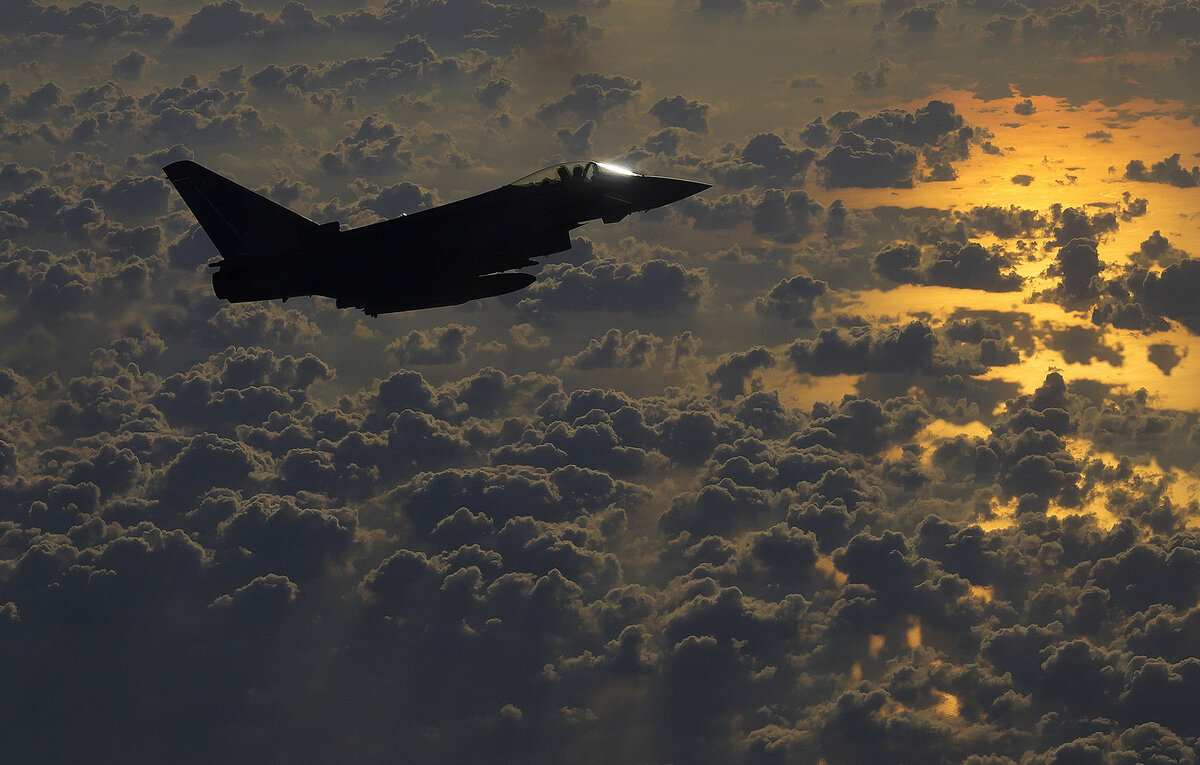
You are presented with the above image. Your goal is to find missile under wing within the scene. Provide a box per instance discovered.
[163,160,710,316]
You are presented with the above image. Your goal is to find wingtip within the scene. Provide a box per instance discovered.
[162,159,199,179]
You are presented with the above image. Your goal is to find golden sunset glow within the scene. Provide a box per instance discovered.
[3,0,1200,761]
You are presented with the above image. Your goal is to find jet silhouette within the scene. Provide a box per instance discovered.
[163,160,710,316]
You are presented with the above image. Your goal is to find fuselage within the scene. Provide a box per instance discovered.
[172,159,709,316]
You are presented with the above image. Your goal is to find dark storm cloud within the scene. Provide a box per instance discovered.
[82,175,171,221]
[319,115,414,175]
[1048,205,1119,247]
[4,341,1200,762]
[150,347,332,430]
[807,100,972,189]
[800,116,830,147]
[897,4,939,32]
[396,463,648,534]
[0,0,173,42]
[847,100,965,149]
[874,241,1023,291]
[534,73,641,124]
[174,0,271,45]
[706,347,774,399]
[0,163,47,195]
[0,184,102,239]
[1093,257,1200,334]
[127,81,287,147]
[1124,153,1200,187]
[172,0,590,53]
[872,242,922,284]
[555,120,595,155]
[675,187,824,244]
[244,37,488,105]
[110,49,150,80]
[752,274,827,326]
[1012,98,1036,115]
[520,256,705,316]
[959,205,1046,239]
[787,321,938,376]
[386,324,476,365]
[1042,237,1103,305]
[197,304,323,347]
[356,179,438,218]
[1130,230,1188,267]
[474,76,514,109]
[819,134,920,188]
[649,95,710,133]
[557,329,660,371]
[751,189,823,242]
[851,62,889,93]
[5,1,1200,761]
[704,133,817,189]
[677,190,754,230]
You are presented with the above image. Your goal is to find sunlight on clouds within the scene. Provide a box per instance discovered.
[932,690,961,719]
[3,0,1200,760]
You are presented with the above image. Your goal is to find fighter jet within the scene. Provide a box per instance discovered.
[163,159,709,316]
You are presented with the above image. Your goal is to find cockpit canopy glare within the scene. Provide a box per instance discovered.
[511,160,639,187]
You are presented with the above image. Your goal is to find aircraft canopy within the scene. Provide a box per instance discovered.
[511,160,638,187]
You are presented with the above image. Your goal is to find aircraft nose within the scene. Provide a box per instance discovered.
[637,176,711,211]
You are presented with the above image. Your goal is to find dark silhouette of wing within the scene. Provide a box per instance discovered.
[163,160,321,262]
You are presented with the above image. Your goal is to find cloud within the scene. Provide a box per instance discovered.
[522,257,705,316]
[787,321,938,376]
[557,329,661,371]
[707,347,774,399]
[649,95,711,133]
[873,241,1023,292]
[1124,153,1200,187]
[534,72,641,124]
[387,324,476,365]
[319,115,414,175]
[897,5,939,32]
[174,0,269,45]
[1043,238,1103,305]
[819,135,920,188]
[1147,343,1184,374]
[556,119,595,155]
[474,77,513,109]
[1096,258,1200,333]
[110,50,150,80]
[705,133,817,189]
[751,189,823,241]
[4,2,1200,761]
[752,274,827,325]
[356,179,438,218]
[3,0,172,42]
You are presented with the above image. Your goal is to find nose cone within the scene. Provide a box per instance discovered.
[635,175,711,211]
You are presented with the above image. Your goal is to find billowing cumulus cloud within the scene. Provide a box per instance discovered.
[649,95,710,133]
[2,0,1200,761]
[535,73,641,124]
[1125,153,1200,187]
[875,241,1023,291]
[386,323,476,364]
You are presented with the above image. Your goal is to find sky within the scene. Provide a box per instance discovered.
[2,0,1200,761]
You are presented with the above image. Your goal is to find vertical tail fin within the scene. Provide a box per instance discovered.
[163,160,319,262]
